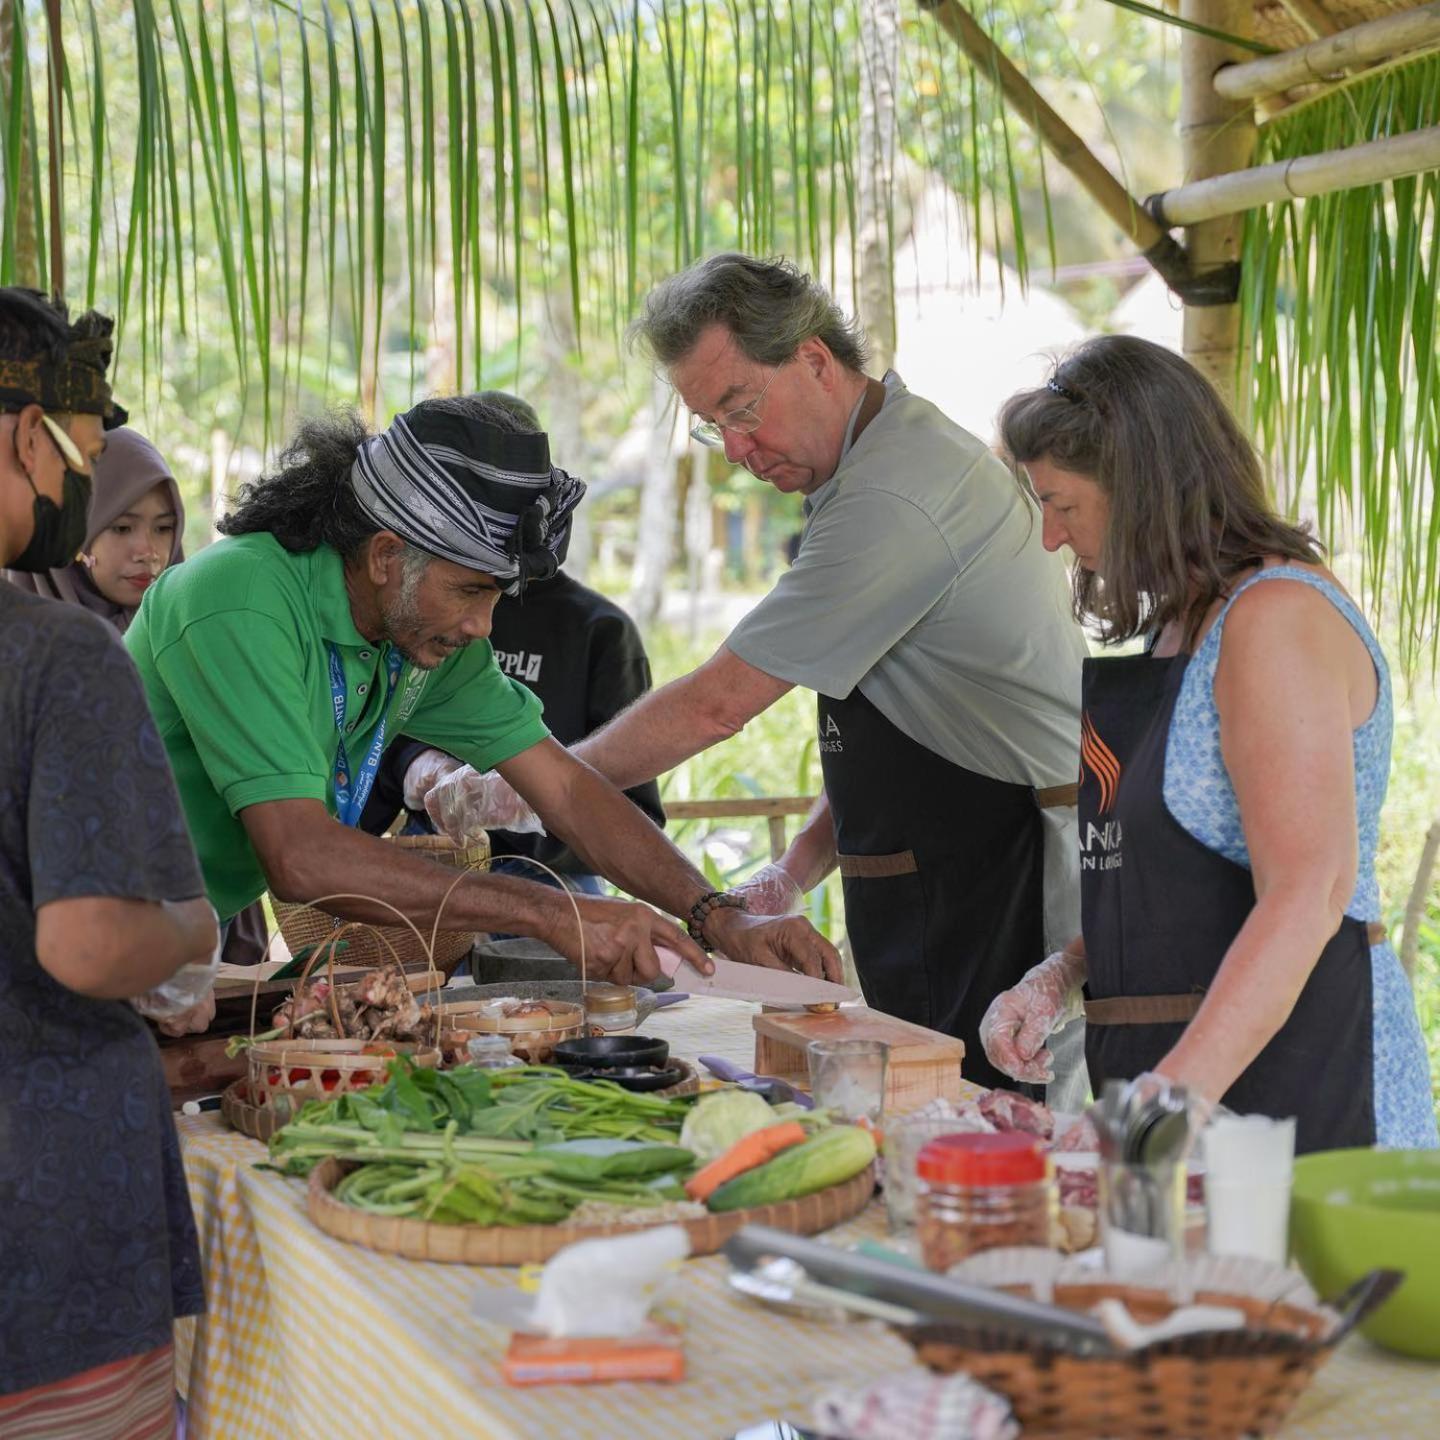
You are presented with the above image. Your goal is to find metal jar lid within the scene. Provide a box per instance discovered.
[584,983,636,1015]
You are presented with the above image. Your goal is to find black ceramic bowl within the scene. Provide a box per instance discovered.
[551,1034,669,1070]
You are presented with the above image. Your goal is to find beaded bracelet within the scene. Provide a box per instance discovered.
[686,889,748,947]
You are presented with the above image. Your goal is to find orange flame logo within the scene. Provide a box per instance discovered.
[1080,712,1121,816]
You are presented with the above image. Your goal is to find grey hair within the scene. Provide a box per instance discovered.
[632,253,869,372]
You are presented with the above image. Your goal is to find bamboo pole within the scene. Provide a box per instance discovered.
[1216,3,1440,101]
[1153,125,1440,224]
[1277,0,1338,41]
[44,0,62,299]
[917,0,1172,258]
[1180,0,1257,403]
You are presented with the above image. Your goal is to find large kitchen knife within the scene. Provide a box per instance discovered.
[656,947,859,1008]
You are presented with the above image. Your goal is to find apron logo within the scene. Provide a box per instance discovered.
[819,713,843,754]
[1081,712,1121,815]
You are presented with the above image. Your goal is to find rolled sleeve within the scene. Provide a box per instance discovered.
[728,490,958,698]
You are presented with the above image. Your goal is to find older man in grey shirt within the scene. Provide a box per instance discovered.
[429,254,1087,1094]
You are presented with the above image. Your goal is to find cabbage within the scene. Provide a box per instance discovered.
[679,1089,778,1162]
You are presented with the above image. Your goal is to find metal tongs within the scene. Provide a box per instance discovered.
[1092,1076,1196,1240]
[724,1226,1119,1356]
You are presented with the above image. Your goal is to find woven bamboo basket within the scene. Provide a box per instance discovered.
[441,998,587,1065]
[221,1077,289,1141]
[247,1037,442,1112]
[904,1280,1343,1440]
[271,833,490,974]
[308,1158,877,1266]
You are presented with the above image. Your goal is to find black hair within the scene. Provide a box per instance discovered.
[218,393,530,557]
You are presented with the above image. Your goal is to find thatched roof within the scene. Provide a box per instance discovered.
[1254,0,1422,53]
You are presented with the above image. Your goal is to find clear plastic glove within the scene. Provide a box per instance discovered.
[132,903,222,1027]
[733,862,804,916]
[402,747,467,811]
[979,948,1087,1084]
[153,989,218,1038]
[424,766,546,845]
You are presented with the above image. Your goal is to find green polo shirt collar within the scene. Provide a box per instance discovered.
[312,545,373,646]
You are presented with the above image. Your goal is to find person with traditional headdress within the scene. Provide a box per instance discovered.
[5,425,271,966]
[0,286,217,1437]
[4,425,183,624]
[126,393,840,984]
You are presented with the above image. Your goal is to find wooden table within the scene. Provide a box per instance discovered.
[174,997,1440,1439]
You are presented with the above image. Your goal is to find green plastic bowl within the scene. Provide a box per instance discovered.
[1289,1147,1440,1359]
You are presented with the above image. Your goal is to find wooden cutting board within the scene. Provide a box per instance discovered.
[753,1006,965,1113]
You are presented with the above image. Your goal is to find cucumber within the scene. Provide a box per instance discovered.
[706,1124,876,1213]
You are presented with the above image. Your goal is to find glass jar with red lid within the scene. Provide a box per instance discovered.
[914,1131,1056,1272]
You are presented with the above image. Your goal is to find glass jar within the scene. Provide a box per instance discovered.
[585,983,638,1035]
[465,1033,525,1070]
[915,1132,1056,1272]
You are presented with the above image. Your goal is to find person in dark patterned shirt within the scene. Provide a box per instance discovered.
[0,287,218,1437]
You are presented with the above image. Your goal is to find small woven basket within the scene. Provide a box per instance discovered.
[443,999,587,1065]
[271,833,490,974]
[246,1037,441,1112]
[904,1281,1338,1440]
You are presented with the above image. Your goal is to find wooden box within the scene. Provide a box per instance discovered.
[753,1007,965,1113]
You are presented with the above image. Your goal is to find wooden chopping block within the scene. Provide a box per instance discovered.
[753,1007,965,1112]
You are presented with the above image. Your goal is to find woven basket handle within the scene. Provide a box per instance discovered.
[1325,1269,1405,1345]
[483,853,586,986]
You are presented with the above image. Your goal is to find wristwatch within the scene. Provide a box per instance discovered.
[686,889,748,948]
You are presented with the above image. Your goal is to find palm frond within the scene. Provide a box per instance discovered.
[1241,52,1440,674]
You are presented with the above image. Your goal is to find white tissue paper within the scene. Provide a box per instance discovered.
[528,1225,691,1338]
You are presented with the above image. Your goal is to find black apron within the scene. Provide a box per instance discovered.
[819,686,1047,1091]
[1079,651,1375,1155]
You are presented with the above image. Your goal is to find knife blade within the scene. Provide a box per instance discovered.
[656,948,859,1008]
[698,1054,815,1109]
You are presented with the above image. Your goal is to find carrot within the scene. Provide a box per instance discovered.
[684,1121,808,1202]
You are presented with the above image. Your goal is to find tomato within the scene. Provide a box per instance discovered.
[320,1069,342,1090]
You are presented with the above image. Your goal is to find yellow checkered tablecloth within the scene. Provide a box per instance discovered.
[174,998,1440,1439]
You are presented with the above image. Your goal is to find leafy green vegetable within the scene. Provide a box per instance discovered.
[534,1138,695,1182]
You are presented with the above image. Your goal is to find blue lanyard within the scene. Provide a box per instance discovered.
[328,643,405,827]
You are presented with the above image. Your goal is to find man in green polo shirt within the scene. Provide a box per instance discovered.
[127,394,840,984]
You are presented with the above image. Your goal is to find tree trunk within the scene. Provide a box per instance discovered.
[1400,813,1440,980]
[628,376,680,629]
[856,0,899,373]
[1180,0,1258,405]
[0,0,41,288]
[683,442,712,643]
[540,289,591,580]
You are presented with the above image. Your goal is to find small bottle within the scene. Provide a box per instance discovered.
[914,1132,1056,1273]
[585,983,638,1036]
[465,1033,524,1069]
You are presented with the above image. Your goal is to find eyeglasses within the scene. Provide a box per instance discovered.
[689,366,780,448]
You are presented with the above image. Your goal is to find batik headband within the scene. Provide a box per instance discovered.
[349,408,586,596]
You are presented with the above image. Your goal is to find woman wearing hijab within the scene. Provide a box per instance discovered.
[5,426,270,968]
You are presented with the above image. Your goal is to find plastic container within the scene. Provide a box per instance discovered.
[584,983,638,1036]
[465,1033,525,1070]
[915,1132,1056,1272]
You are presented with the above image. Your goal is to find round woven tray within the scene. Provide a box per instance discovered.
[271,833,490,973]
[905,1280,1335,1440]
[307,1158,877,1265]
